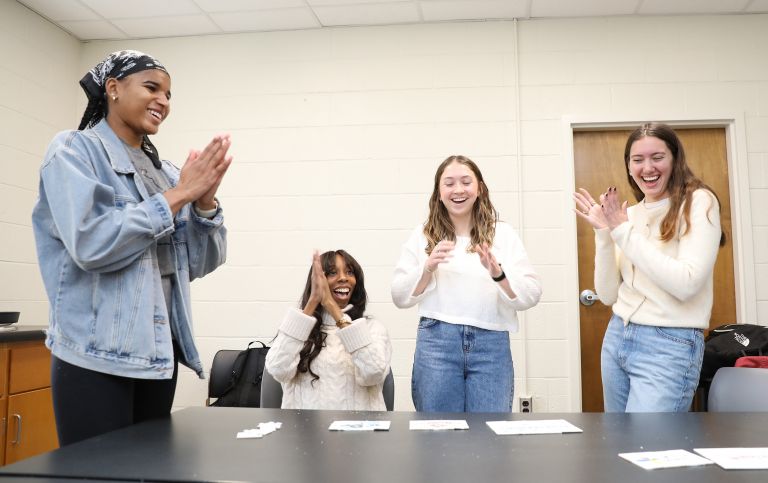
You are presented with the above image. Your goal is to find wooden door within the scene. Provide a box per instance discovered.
[574,128,736,412]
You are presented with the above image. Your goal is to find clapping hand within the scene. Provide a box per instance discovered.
[476,243,502,279]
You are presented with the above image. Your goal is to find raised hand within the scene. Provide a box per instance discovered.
[303,251,330,317]
[573,187,608,230]
[425,240,455,274]
[601,187,628,230]
[164,134,233,214]
[476,243,502,279]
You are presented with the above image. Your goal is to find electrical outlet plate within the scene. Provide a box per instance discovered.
[519,396,533,413]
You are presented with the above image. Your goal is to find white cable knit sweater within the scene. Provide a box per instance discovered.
[264,306,392,411]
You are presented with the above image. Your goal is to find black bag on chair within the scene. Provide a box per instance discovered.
[701,324,768,380]
[209,341,270,407]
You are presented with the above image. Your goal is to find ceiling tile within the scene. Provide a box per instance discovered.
[112,15,221,38]
[194,0,307,12]
[638,0,751,15]
[211,8,321,32]
[57,19,128,40]
[80,0,202,19]
[746,0,768,12]
[532,0,639,18]
[420,0,528,22]
[314,2,420,26]
[17,0,100,21]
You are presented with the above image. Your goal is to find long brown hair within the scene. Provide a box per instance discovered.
[624,123,725,247]
[423,155,499,254]
[297,250,367,382]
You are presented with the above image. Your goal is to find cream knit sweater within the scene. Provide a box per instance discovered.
[594,189,722,329]
[264,306,392,411]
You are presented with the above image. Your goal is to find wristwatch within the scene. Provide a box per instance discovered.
[492,264,506,282]
[336,314,352,328]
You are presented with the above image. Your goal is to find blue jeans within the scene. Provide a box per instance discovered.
[601,313,704,412]
[412,318,513,412]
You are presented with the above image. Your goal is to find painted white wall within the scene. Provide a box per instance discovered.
[0,0,80,325]
[5,8,768,412]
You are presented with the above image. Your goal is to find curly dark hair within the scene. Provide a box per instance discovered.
[297,250,368,382]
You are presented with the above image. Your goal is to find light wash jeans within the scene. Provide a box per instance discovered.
[601,313,704,412]
[412,317,513,412]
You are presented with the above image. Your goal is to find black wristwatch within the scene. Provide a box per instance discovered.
[492,265,506,282]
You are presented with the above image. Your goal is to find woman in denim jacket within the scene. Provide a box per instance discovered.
[32,50,232,445]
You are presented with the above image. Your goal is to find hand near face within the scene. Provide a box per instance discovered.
[308,251,332,307]
[425,240,455,274]
[476,243,502,279]
[573,188,609,230]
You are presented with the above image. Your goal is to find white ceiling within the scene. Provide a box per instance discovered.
[16,0,768,41]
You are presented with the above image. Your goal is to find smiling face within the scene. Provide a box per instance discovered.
[325,254,357,309]
[627,135,673,203]
[438,161,479,224]
[105,69,171,146]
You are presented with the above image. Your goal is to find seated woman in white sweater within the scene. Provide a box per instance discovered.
[265,250,392,411]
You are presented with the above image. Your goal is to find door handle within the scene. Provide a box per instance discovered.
[579,289,599,306]
[11,414,21,445]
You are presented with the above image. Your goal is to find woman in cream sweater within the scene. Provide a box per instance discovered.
[265,250,391,410]
[574,123,725,412]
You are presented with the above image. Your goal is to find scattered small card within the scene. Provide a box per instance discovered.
[619,449,713,470]
[694,447,768,470]
[409,420,469,431]
[486,419,583,435]
[329,420,391,431]
[236,421,282,439]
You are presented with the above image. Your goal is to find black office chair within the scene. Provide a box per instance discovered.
[206,349,241,406]
[261,368,395,411]
[708,367,768,412]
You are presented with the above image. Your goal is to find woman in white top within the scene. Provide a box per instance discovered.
[392,155,541,412]
[574,123,725,412]
[265,250,392,410]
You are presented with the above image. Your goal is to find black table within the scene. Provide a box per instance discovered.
[1,408,766,482]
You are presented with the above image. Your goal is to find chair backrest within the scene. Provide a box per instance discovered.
[260,368,284,409]
[206,349,241,406]
[260,367,395,411]
[708,367,768,412]
[382,368,394,411]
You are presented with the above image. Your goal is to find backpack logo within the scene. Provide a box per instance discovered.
[734,332,750,347]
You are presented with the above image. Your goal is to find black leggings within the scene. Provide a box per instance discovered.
[51,351,179,447]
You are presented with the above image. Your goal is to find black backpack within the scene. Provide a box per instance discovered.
[701,324,768,380]
[209,341,270,407]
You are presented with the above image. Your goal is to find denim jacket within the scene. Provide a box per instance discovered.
[32,120,226,379]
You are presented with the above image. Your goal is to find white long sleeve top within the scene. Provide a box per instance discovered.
[264,306,392,411]
[594,189,722,329]
[391,222,542,332]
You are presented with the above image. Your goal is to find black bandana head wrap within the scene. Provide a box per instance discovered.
[78,50,169,168]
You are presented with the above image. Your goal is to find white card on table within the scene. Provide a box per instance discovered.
[486,419,583,435]
[409,420,469,431]
[694,447,768,470]
[328,420,391,431]
[618,450,713,470]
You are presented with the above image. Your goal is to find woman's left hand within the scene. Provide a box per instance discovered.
[476,243,503,279]
[601,187,628,230]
